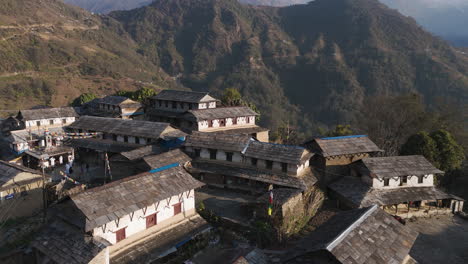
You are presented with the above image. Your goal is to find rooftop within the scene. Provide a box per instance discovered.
[98,96,141,107]
[117,145,164,161]
[7,126,67,144]
[244,140,312,165]
[142,149,191,169]
[67,138,142,153]
[359,155,444,179]
[18,107,80,121]
[152,90,218,103]
[61,166,204,231]
[32,220,110,264]
[286,205,418,264]
[67,116,185,139]
[187,161,317,190]
[184,106,258,121]
[185,134,311,165]
[329,176,461,208]
[0,160,44,189]
[307,135,382,157]
[184,132,252,152]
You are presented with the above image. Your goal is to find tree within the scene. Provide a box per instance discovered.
[221,88,242,106]
[326,124,353,137]
[220,88,261,121]
[355,94,433,155]
[132,87,157,103]
[430,129,465,172]
[71,93,97,106]
[114,87,157,103]
[400,131,438,167]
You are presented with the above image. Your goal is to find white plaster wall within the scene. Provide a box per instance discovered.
[237,117,247,125]
[200,148,210,159]
[248,116,255,125]
[198,121,209,130]
[371,174,434,189]
[212,119,220,128]
[233,152,243,163]
[93,191,195,245]
[199,103,207,109]
[26,117,76,128]
[208,102,216,108]
[128,136,136,144]
[226,118,233,127]
[216,150,227,161]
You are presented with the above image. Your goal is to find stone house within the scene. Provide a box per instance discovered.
[329,155,465,218]
[284,205,419,264]
[7,107,80,132]
[0,160,50,219]
[66,116,186,165]
[184,132,316,193]
[304,135,382,183]
[49,165,208,261]
[147,89,269,141]
[150,90,219,113]
[83,96,144,119]
[5,127,74,170]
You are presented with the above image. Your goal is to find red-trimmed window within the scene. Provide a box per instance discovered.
[173,202,182,215]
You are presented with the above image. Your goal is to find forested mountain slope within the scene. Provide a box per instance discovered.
[111,0,468,128]
[0,0,174,113]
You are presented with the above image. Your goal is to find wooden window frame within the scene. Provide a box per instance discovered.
[173,202,182,216]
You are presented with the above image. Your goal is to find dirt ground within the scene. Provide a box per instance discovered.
[407,215,468,264]
[195,187,257,223]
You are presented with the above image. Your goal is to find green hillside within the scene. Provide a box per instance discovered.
[111,0,468,129]
[0,0,175,114]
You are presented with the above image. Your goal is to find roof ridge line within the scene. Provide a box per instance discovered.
[325,205,379,251]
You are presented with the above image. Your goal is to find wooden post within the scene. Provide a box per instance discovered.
[41,158,47,224]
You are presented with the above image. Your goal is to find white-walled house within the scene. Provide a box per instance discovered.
[83,96,144,119]
[150,90,219,113]
[329,155,465,218]
[354,156,441,189]
[16,107,80,130]
[183,133,317,193]
[181,106,258,131]
[58,166,205,246]
[67,116,186,154]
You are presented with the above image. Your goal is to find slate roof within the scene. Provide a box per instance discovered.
[18,107,80,121]
[98,95,141,107]
[32,220,110,264]
[359,155,444,179]
[152,90,218,103]
[64,166,204,231]
[67,138,142,153]
[244,140,312,165]
[142,149,192,169]
[7,126,67,144]
[329,176,462,208]
[307,135,382,157]
[188,161,317,190]
[118,145,164,161]
[67,116,185,139]
[111,215,211,264]
[202,126,269,135]
[184,132,252,152]
[286,205,418,264]
[0,160,44,187]
[185,134,311,165]
[184,106,258,121]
